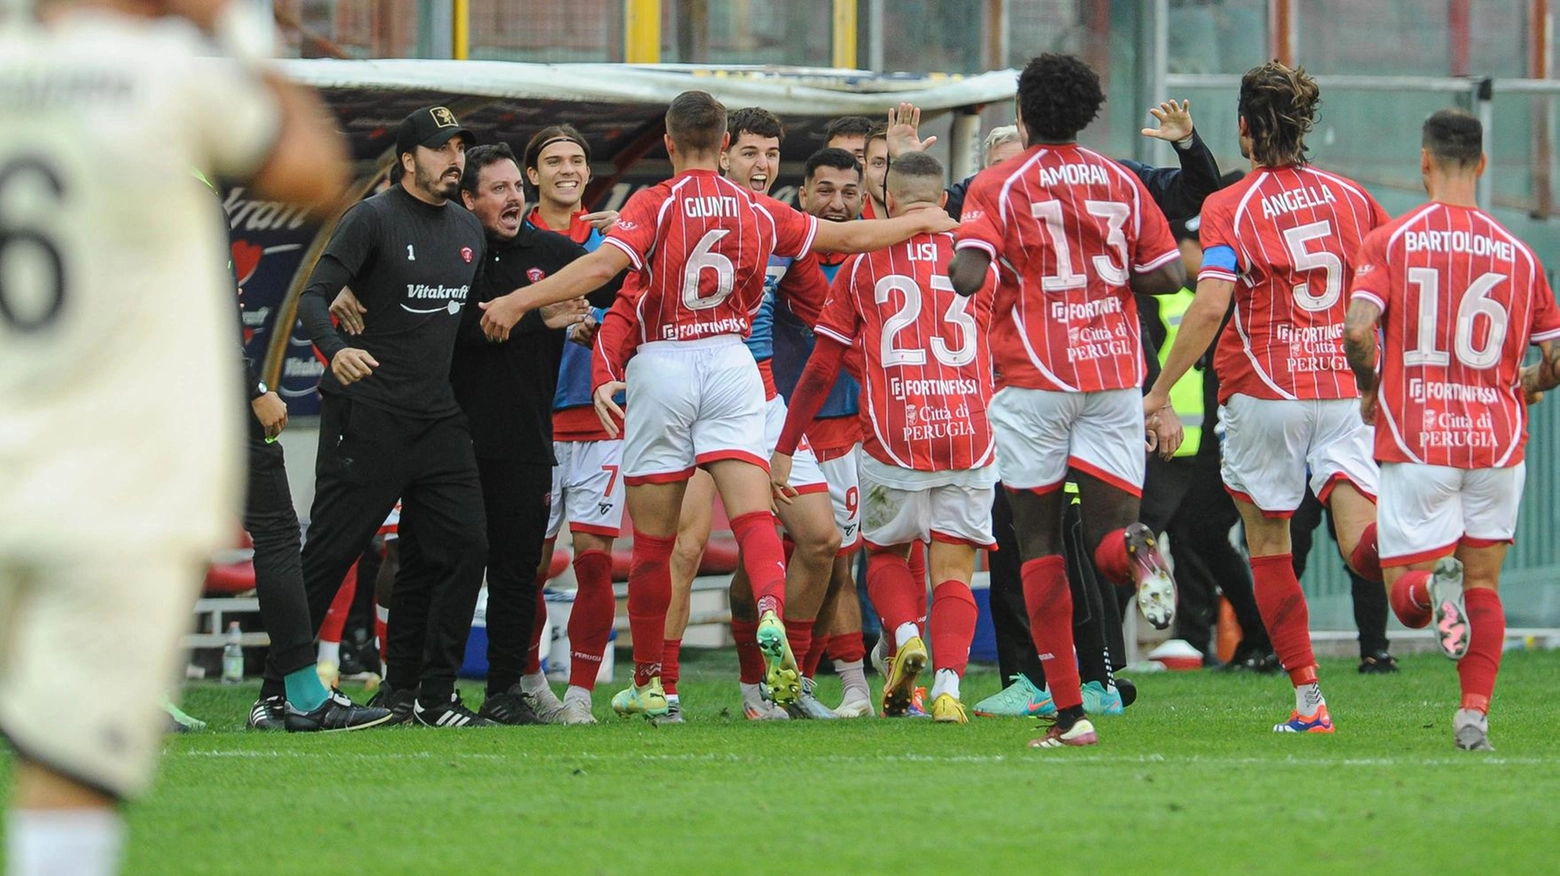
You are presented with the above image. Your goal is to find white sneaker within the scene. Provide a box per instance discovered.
[1453,707,1493,751]
[869,636,889,678]
[740,683,789,720]
[559,697,596,725]
[833,690,876,718]
[523,682,567,724]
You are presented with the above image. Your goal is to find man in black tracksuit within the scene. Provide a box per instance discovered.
[296,106,493,727]
[449,143,609,723]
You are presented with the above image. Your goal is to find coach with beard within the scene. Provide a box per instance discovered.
[296,106,491,728]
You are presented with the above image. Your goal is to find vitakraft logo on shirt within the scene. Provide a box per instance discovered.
[402,283,470,315]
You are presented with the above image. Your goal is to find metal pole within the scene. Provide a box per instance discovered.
[1476,77,1494,211]
[452,0,469,60]
[625,0,661,64]
[427,0,453,59]
[866,0,884,72]
[833,0,858,70]
[1141,0,1169,167]
[951,108,981,181]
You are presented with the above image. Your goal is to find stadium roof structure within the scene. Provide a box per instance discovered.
[281,60,1020,197]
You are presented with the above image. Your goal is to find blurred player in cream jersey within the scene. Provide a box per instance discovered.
[476,91,956,720]
[0,1,345,872]
[775,152,995,723]
[1345,109,1560,751]
[1146,61,1389,735]
[949,54,1185,748]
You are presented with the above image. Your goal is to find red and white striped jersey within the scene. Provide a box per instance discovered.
[1350,202,1560,469]
[602,168,817,345]
[955,143,1179,393]
[1198,164,1389,402]
[816,232,996,473]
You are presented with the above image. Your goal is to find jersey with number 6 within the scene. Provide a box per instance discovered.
[601,168,817,346]
[955,143,1179,393]
[1198,165,1389,402]
[0,15,279,556]
[816,232,995,472]
[1350,202,1560,468]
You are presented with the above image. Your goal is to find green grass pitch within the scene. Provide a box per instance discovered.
[8,649,1559,874]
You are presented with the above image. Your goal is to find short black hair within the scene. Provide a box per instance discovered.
[460,142,519,196]
[666,91,727,155]
[524,124,591,171]
[728,106,784,146]
[804,147,862,184]
[824,116,874,143]
[1423,108,1482,169]
[1016,53,1105,143]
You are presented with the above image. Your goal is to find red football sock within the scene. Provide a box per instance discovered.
[866,550,920,637]
[1092,528,1131,586]
[1350,522,1384,583]
[908,542,928,632]
[567,549,615,691]
[1250,554,1317,682]
[827,631,866,663]
[628,530,676,687]
[930,580,978,677]
[784,619,813,674]
[525,586,546,676]
[732,619,765,685]
[1458,588,1504,714]
[1390,570,1433,628]
[731,511,787,618]
[803,632,831,678]
[661,637,682,695]
[374,602,388,663]
[1022,555,1081,711]
[319,563,357,645]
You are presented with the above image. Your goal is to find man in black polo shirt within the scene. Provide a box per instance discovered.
[450,143,604,723]
[296,106,492,727]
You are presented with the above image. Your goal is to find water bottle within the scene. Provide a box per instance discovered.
[221,621,244,684]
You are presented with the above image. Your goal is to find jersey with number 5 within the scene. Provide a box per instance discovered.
[955,143,1179,393]
[816,232,995,473]
[1351,203,1560,468]
[1198,165,1389,402]
[602,168,817,346]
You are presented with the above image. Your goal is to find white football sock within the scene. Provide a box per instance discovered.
[894,622,920,650]
[1295,682,1326,715]
[7,808,124,876]
[929,668,961,702]
[519,672,550,696]
[834,659,870,700]
[316,640,340,666]
[564,685,592,705]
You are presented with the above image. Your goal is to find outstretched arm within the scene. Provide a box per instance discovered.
[478,245,632,342]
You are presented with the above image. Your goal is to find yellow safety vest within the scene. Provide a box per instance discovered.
[1156,288,1205,457]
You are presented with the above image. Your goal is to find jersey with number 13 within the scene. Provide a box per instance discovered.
[601,168,817,346]
[1197,165,1389,402]
[955,143,1180,394]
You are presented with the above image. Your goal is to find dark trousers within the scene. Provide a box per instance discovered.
[301,396,488,703]
[1291,488,1389,657]
[989,489,1125,690]
[1141,451,1269,657]
[243,425,316,700]
[476,456,553,695]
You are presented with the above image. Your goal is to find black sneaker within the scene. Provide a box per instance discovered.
[1114,678,1137,708]
[367,683,416,725]
[414,692,498,727]
[477,688,543,725]
[248,695,286,731]
[1359,650,1399,674]
[285,691,394,733]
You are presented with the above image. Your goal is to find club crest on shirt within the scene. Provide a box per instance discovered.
[461,246,474,263]
[528,268,546,283]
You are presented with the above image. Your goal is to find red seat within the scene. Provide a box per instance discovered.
[546,548,572,581]
[203,561,256,596]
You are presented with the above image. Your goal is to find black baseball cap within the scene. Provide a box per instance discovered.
[395,106,474,157]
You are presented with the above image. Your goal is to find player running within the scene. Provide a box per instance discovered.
[948,54,1185,748]
[775,151,995,723]
[1145,61,1389,734]
[1344,109,1560,751]
[477,91,956,720]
